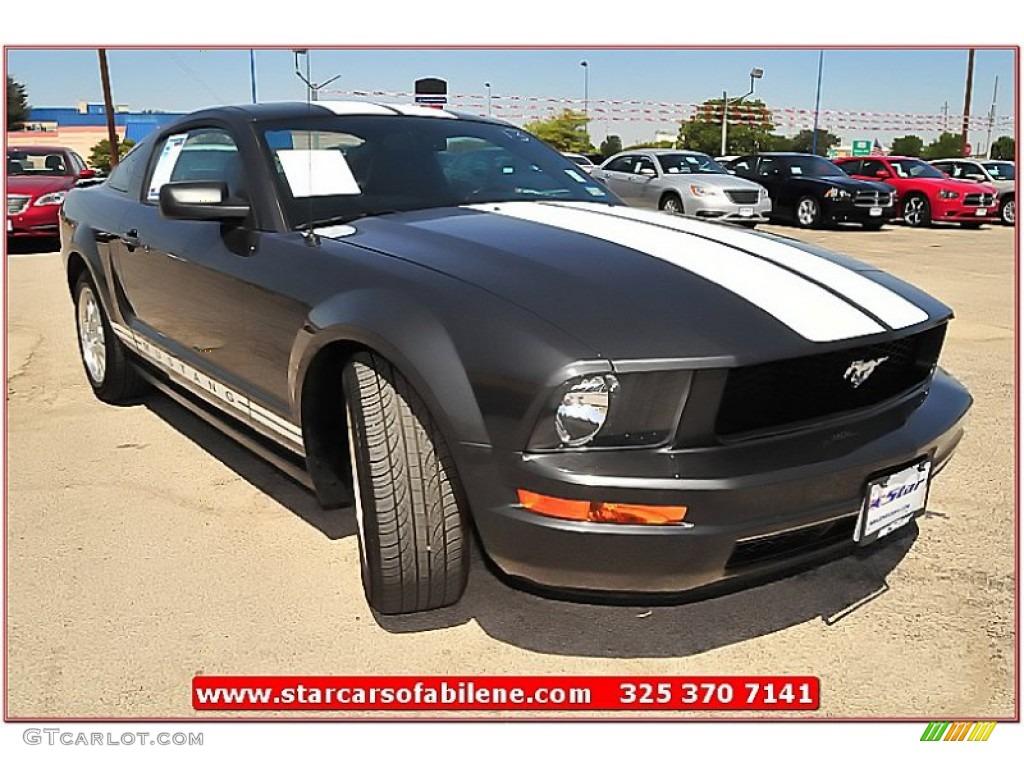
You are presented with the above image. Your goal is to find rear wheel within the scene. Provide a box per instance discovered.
[74,273,147,404]
[795,196,821,228]
[343,352,469,614]
[902,194,931,228]
[659,193,684,214]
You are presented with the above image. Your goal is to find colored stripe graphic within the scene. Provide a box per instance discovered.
[921,721,996,741]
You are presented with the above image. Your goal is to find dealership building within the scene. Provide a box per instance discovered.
[7,103,184,159]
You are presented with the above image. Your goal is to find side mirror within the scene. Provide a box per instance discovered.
[965,173,986,182]
[78,168,97,179]
[874,169,891,179]
[639,167,657,177]
[159,181,249,222]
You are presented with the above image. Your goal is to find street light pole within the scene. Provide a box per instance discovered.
[811,50,824,156]
[720,67,763,157]
[249,49,258,104]
[293,49,340,102]
[580,60,589,119]
[485,82,492,116]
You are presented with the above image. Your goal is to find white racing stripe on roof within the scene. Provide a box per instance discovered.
[314,101,400,116]
[556,202,929,330]
[385,104,457,118]
[467,202,885,342]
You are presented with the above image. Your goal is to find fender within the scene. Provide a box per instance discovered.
[62,201,129,327]
[292,287,491,448]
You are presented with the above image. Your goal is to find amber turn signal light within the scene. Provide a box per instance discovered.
[517,489,687,525]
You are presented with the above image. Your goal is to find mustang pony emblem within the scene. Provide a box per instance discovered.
[843,357,889,388]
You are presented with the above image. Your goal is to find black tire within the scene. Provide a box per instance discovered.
[862,220,885,231]
[733,221,759,228]
[902,193,931,228]
[795,196,821,229]
[343,352,469,614]
[659,193,684,214]
[73,273,147,404]
[999,197,1015,226]
[960,222,983,229]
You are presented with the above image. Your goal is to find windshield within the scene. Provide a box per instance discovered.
[7,149,73,177]
[981,161,1015,181]
[776,156,847,177]
[260,115,615,228]
[888,158,944,179]
[657,152,728,175]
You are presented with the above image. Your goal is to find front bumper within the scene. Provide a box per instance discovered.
[7,203,61,238]
[460,369,971,597]
[689,196,771,223]
[822,199,895,224]
[928,197,999,223]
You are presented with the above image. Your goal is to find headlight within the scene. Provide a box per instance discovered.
[689,184,722,197]
[938,189,960,199]
[528,370,692,450]
[33,191,67,207]
[823,187,851,200]
[554,375,618,446]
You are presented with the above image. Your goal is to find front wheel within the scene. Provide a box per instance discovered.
[902,194,931,228]
[795,196,821,228]
[343,352,469,614]
[1000,197,1015,226]
[659,193,684,214]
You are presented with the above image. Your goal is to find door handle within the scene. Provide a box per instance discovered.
[122,229,141,251]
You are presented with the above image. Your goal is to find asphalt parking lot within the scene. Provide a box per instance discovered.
[4,221,1015,719]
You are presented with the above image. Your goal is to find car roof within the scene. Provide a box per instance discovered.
[174,101,506,126]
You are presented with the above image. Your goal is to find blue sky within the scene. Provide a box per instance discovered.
[6,47,1017,148]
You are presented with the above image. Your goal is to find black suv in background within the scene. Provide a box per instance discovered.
[723,153,895,229]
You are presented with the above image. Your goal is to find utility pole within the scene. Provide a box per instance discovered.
[942,101,949,132]
[960,48,975,156]
[985,76,999,159]
[249,49,258,104]
[811,50,824,156]
[97,49,120,168]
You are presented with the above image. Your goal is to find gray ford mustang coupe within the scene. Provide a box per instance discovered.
[60,102,972,614]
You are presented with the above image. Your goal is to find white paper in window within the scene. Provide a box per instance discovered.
[278,149,361,197]
[146,133,188,201]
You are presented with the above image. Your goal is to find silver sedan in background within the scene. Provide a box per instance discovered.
[593,149,771,226]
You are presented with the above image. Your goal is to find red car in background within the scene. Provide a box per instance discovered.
[834,155,999,228]
[7,146,96,239]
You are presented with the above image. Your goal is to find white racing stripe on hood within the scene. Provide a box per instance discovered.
[467,201,884,342]
[555,202,929,330]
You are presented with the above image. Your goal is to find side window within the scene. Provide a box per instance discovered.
[839,160,861,175]
[730,158,753,173]
[145,127,244,203]
[68,151,85,175]
[860,159,886,177]
[932,161,951,176]
[604,155,635,173]
[757,157,778,177]
[106,143,144,193]
[634,156,657,176]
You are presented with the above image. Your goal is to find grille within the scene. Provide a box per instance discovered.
[725,190,760,205]
[854,190,890,207]
[7,194,30,215]
[726,515,857,571]
[963,193,994,207]
[714,325,946,437]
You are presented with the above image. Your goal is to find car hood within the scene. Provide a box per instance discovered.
[336,201,950,364]
[5,174,75,196]
[797,175,892,193]
[665,173,764,191]
[904,177,998,194]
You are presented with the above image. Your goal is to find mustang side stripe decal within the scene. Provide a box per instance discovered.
[468,202,885,342]
[554,202,929,330]
[109,322,304,451]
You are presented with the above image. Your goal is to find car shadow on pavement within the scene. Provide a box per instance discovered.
[5,236,61,255]
[143,391,918,659]
[376,526,918,658]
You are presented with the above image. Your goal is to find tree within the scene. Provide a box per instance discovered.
[88,138,135,173]
[789,129,841,156]
[890,135,924,157]
[921,132,965,160]
[7,75,30,129]
[623,141,675,151]
[990,135,1015,161]
[677,98,775,156]
[524,109,593,152]
[599,134,622,157]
